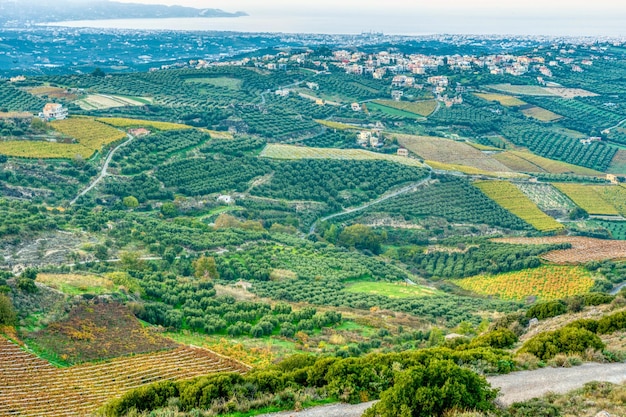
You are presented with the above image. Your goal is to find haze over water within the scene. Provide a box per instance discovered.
[46,13,626,37]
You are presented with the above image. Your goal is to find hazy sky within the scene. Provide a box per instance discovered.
[116,0,626,17]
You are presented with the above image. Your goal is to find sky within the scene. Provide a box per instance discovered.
[113,0,626,17]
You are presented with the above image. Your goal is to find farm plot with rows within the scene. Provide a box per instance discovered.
[514,182,576,215]
[474,180,564,231]
[454,265,594,301]
[395,135,511,172]
[553,183,620,215]
[96,117,193,131]
[494,150,603,176]
[0,118,126,159]
[493,236,626,263]
[259,144,424,167]
[594,185,626,216]
[0,337,249,417]
[75,94,152,111]
[371,99,438,116]
[520,105,563,122]
[474,93,526,107]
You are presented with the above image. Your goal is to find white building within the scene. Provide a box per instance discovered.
[39,103,68,121]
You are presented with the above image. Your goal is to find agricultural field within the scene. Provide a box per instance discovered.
[0,337,248,417]
[37,273,116,295]
[488,84,598,98]
[0,118,126,159]
[315,119,359,130]
[371,99,438,116]
[595,220,626,240]
[520,105,563,122]
[494,151,603,176]
[344,281,439,298]
[95,117,192,131]
[27,86,77,100]
[75,94,152,111]
[514,182,576,216]
[608,149,626,174]
[183,76,243,90]
[595,185,626,216]
[493,236,626,263]
[474,93,526,107]
[259,144,425,167]
[553,183,620,215]
[395,134,511,172]
[474,180,564,231]
[367,102,426,119]
[454,265,594,301]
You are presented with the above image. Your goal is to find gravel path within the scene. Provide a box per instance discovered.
[260,362,626,417]
[488,362,626,405]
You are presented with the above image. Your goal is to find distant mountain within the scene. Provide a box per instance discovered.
[0,0,247,26]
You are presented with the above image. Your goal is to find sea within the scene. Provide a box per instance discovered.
[43,14,626,38]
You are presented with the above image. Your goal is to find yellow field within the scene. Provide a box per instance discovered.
[553,183,620,215]
[426,160,526,178]
[96,117,193,131]
[395,135,512,172]
[520,106,563,122]
[474,93,526,107]
[37,273,115,295]
[0,118,126,159]
[592,185,626,216]
[372,99,438,116]
[455,266,594,301]
[315,119,358,130]
[200,129,234,139]
[495,151,602,176]
[475,180,564,231]
[260,144,424,167]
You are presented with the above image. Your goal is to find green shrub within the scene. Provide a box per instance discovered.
[0,294,16,326]
[519,327,604,360]
[470,329,518,349]
[597,311,626,334]
[506,398,561,417]
[364,360,497,417]
[526,301,567,320]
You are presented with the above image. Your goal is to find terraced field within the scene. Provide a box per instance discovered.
[259,144,424,167]
[75,94,152,111]
[455,265,594,301]
[474,181,564,231]
[493,236,626,263]
[553,183,620,215]
[0,337,249,417]
[0,118,126,159]
[96,117,193,131]
[395,135,512,172]
[474,93,526,107]
[494,151,603,176]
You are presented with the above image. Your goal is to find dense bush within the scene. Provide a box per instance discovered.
[526,300,567,320]
[519,327,604,360]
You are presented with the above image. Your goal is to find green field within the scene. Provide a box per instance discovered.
[371,100,437,116]
[553,183,620,215]
[345,281,438,298]
[367,102,427,119]
[475,180,564,231]
[183,77,243,90]
[260,144,425,167]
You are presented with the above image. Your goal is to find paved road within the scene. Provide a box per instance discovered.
[69,133,135,206]
[309,173,433,234]
[260,362,626,416]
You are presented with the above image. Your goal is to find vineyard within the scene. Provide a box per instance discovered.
[371,100,437,117]
[474,181,564,231]
[454,265,594,301]
[0,118,126,159]
[474,93,526,107]
[553,183,620,215]
[396,135,511,172]
[259,144,424,167]
[493,236,626,263]
[96,117,193,131]
[0,337,249,417]
[494,150,602,176]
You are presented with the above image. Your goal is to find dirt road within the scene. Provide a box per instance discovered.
[260,362,626,416]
